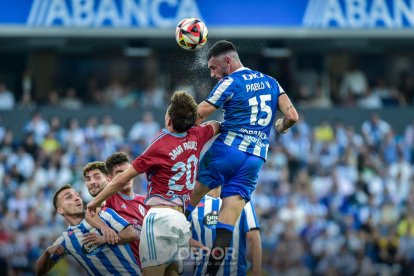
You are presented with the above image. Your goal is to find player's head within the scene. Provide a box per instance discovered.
[105,152,133,193]
[53,184,84,216]
[207,40,241,80]
[82,161,110,197]
[166,91,198,133]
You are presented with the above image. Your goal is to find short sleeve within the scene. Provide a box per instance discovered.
[99,208,130,233]
[243,201,260,232]
[50,236,67,262]
[206,77,234,108]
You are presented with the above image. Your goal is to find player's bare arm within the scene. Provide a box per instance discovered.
[275,93,299,134]
[85,208,119,245]
[87,166,139,215]
[116,225,138,244]
[246,229,262,276]
[195,101,217,125]
[35,243,65,275]
[83,225,137,246]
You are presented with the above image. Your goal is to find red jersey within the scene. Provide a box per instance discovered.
[104,193,148,267]
[132,125,215,206]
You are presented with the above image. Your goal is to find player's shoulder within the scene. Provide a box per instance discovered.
[148,129,169,145]
[188,125,214,139]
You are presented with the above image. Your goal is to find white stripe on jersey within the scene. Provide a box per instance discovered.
[59,214,141,275]
[277,81,285,93]
[62,231,95,275]
[204,198,214,249]
[209,78,233,105]
[238,136,251,152]
[99,210,126,232]
[118,244,138,266]
[264,144,269,160]
[224,131,237,146]
[244,202,257,230]
[253,144,261,156]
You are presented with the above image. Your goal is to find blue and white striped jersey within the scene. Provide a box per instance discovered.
[206,67,284,160]
[190,195,260,276]
[51,208,141,276]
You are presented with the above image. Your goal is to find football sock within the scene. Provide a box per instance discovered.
[185,203,195,221]
[205,222,234,276]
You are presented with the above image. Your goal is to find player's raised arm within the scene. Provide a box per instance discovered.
[275,93,299,134]
[87,166,139,215]
[116,225,139,244]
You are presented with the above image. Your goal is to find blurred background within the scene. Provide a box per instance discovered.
[1,0,414,275]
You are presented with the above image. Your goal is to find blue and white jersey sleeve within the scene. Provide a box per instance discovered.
[206,77,234,108]
[99,208,130,233]
[50,235,67,262]
[243,201,260,232]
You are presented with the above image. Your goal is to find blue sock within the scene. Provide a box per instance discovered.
[216,222,235,232]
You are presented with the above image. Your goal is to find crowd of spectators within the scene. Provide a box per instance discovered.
[0,105,413,275]
[1,56,414,112]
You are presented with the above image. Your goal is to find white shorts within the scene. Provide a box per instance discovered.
[139,208,191,268]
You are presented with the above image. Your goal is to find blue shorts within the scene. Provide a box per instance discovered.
[197,141,264,202]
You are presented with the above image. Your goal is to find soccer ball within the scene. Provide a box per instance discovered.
[175,18,208,51]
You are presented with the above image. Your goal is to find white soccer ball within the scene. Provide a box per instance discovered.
[175,17,208,51]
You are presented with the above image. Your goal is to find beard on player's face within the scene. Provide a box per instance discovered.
[88,180,107,197]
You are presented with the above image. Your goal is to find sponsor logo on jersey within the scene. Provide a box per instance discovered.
[139,204,146,216]
[203,211,218,229]
[81,241,103,255]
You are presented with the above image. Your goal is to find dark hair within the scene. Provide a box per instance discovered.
[168,91,198,133]
[82,161,109,178]
[207,40,237,60]
[53,184,72,209]
[105,152,130,175]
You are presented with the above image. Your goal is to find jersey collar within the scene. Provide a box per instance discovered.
[162,128,187,137]
[233,66,249,73]
[118,192,136,200]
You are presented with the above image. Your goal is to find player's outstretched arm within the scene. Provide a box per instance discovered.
[117,225,139,244]
[275,94,299,134]
[246,229,262,276]
[35,244,65,275]
[82,225,137,246]
[87,166,139,215]
[196,101,217,125]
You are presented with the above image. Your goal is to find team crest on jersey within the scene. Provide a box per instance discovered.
[139,204,146,216]
[81,241,103,256]
[203,211,218,229]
